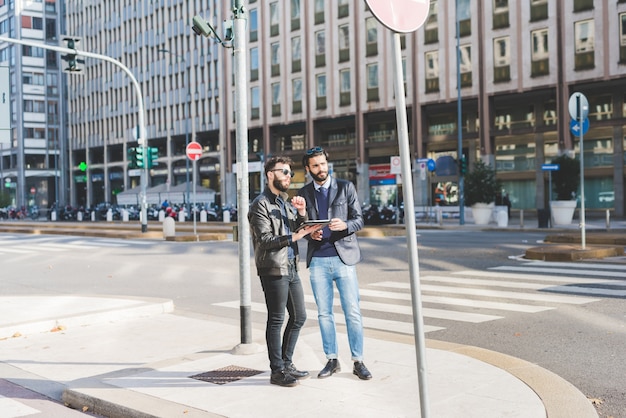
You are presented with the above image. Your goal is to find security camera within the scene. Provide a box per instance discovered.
[192,15,213,37]
[223,20,233,42]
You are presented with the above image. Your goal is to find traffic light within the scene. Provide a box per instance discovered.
[459,156,468,176]
[135,147,146,168]
[61,36,84,73]
[148,147,159,168]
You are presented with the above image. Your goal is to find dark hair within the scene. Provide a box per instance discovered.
[302,146,329,168]
[264,156,293,174]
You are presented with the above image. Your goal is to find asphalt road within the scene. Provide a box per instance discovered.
[1,230,624,417]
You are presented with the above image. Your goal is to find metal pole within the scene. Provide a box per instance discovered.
[456,0,465,226]
[392,33,430,418]
[233,1,252,345]
[193,158,197,236]
[0,36,148,232]
[577,95,586,249]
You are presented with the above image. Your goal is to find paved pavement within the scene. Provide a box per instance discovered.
[0,295,599,418]
[1,216,620,417]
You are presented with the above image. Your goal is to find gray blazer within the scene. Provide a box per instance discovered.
[298,177,364,267]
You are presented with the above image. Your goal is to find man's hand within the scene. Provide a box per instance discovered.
[328,218,347,232]
[291,196,307,216]
[292,224,324,241]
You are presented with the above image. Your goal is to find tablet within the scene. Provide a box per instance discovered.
[295,219,331,232]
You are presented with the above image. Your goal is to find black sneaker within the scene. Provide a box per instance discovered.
[270,369,298,387]
[285,363,310,379]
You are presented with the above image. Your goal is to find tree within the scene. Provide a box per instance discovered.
[464,160,501,206]
[550,154,580,200]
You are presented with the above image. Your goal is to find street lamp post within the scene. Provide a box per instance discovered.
[159,49,191,213]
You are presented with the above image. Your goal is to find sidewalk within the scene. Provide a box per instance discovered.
[0,296,598,418]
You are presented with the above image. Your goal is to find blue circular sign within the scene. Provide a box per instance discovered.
[569,118,589,137]
[426,159,436,172]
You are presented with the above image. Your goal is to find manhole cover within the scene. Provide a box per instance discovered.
[190,365,264,385]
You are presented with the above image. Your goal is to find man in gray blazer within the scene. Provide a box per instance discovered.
[298,147,372,381]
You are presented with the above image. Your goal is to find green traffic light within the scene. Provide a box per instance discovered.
[78,161,87,171]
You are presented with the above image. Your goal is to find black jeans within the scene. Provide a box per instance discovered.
[260,260,307,373]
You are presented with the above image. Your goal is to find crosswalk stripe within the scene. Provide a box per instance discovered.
[422,275,545,290]
[13,244,67,252]
[543,285,626,298]
[0,247,34,254]
[302,295,502,323]
[459,270,618,284]
[213,300,443,334]
[360,285,599,305]
[489,266,626,278]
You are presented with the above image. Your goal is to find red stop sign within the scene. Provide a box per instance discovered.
[186,141,202,161]
[365,0,430,33]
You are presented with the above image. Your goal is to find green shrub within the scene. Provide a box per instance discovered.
[464,160,501,206]
[550,154,580,200]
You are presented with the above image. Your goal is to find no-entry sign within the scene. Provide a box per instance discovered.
[365,0,430,33]
[186,141,202,161]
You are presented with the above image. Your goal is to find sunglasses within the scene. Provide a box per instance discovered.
[270,168,295,178]
[305,146,324,156]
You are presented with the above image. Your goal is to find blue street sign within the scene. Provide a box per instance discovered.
[426,158,436,172]
[541,164,560,171]
[570,118,589,137]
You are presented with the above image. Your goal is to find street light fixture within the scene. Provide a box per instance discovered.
[159,48,191,213]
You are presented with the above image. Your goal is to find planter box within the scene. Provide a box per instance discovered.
[550,200,577,225]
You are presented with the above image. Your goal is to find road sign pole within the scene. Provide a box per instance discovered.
[193,158,197,236]
[577,95,586,249]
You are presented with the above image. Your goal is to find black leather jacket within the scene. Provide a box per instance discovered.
[248,188,307,276]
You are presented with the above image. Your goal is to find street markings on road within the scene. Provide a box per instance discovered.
[213,261,623,336]
[0,235,148,255]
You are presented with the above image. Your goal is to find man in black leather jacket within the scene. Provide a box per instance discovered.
[249,156,321,387]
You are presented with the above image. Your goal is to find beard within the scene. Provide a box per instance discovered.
[309,170,328,183]
[272,177,290,193]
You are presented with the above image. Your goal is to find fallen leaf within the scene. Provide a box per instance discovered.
[588,397,603,405]
[82,406,89,412]
[51,325,66,332]
[12,332,22,338]
[514,332,522,337]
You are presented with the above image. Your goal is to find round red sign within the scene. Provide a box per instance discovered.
[365,0,430,33]
[186,142,203,161]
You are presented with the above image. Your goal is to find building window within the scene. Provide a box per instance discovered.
[271,42,280,76]
[315,30,326,67]
[271,82,281,116]
[292,78,302,113]
[531,28,549,77]
[249,9,258,42]
[459,44,472,87]
[250,47,259,81]
[291,37,301,73]
[493,36,511,82]
[366,17,378,56]
[573,0,594,13]
[493,0,509,29]
[338,0,349,18]
[588,95,613,121]
[316,74,326,110]
[366,63,379,102]
[530,0,548,22]
[270,2,279,37]
[424,0,438,44]
[314,0,324,24]
[458,0,471,37]
[291,0,300,31]
[251,86,260,119]
[575,19,595,70]
[425,51,439,93]
[620,13,626,63]
[339,25,350,62]
[339,69,351,106]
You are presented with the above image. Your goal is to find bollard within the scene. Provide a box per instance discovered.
[519,209,524,229]
[496,209,508,227]
[606,209,610,230]
[158,210,165,222]
[106,208,113,222]
[162,216,176,238]
[77,211,83,222]
[91,210,95,222]
[200,210,207,223]
[223,209,231,223]
[232,225,238,241]
[51,211,57,221]
[178,209,185,222]
[122,209,129,222]
[436,206,443,226]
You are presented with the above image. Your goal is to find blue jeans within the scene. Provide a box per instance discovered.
[309,256,364,361]
[259,260,306,373]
